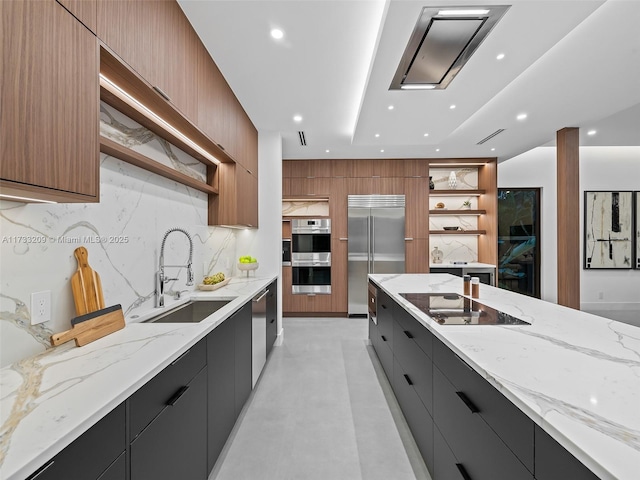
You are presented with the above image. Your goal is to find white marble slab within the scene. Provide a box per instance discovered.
[0,276,276,480]
[370,273,640,480]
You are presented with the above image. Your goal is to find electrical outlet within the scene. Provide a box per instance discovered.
[598,291,604,300]
[31,290,51,325]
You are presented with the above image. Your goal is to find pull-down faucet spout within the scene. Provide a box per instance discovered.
[155,227,194,307]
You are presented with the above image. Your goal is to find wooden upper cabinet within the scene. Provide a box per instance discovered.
[1,0,99,202]
[97,0,198,121]
[197,42,228,153]
[210,163,258,228]
[57,0,97,34]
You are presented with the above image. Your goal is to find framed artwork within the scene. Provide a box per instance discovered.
[584,191,633,269]
[636,192,640,269]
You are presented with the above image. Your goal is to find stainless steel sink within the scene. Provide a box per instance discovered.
[145,300,232,324]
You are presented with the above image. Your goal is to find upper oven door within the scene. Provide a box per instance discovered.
[292,233,331,253]
[291,218,331,234]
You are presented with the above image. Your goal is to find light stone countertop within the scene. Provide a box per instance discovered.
[0,275,276,480]
[369,273,640,480]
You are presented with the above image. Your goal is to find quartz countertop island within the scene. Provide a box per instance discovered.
[369,273,640,480]
[0,275,276,480]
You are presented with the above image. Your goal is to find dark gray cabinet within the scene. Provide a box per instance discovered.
[96,453,126,480]
[129,341,208,480]
[26,403,125,480]
[433,366,533,480]
[207,301,253,473]
[368,285,600,480]
[266,280,278,356]
[234,302,252,417]
[534,426,600,480]
[393,358,435,473]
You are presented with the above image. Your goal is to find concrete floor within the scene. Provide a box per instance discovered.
[209,317,431,480]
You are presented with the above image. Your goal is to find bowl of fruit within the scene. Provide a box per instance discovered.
[237,256,258,276]
[198,272,229,291]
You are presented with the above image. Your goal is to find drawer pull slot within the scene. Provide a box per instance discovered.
[455,391,479,413]
[381,335,387,342]
[167,386,190,406]
[28,460,55,479]
[456,463,473,480]
[270,318,275,324]
[403,330,414,339]
[381,304,387,309]
[404,374,413,386]
[170,349,191,366]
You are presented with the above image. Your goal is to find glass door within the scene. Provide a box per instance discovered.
[497,189,541,298]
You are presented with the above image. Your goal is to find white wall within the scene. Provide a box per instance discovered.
[235,131,283,336]
[498,146,640,311]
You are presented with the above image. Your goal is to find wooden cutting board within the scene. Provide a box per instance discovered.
[51,305,125,347]
[71,246,105,316]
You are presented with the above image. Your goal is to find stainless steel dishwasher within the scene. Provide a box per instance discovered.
[251,288,269,387]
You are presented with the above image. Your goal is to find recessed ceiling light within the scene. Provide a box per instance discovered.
[423,133,429,137]
[400,84,437,90]
[270,28,284,40]
[388,105,394,110]
[491,148,496,151]
[380,149,385,153]
[375,133,380,138]
[496,53,505,60]
[293,114,303,123]
[587,130,597,136]
[436,148,440,152]
[516,113,527,121]
[450,104,456,110]
[438,9,490,16]
[325,149,330,153]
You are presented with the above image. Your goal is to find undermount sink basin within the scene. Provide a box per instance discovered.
[145,300,231,324]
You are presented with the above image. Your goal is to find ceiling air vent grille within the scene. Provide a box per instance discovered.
[477,128,505,145]
[298,131,307,146]
[391,6,509,90]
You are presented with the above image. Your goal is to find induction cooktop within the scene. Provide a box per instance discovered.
[399,293,530,326]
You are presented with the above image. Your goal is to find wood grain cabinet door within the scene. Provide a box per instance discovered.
[1,0,99,200]
[97,0,198,121]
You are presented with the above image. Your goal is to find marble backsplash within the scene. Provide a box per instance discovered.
[0,105,240,368]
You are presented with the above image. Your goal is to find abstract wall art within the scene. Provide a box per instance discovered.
[584,191,633,269]
[636,192,640,269]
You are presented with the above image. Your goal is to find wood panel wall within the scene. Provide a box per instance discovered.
[556,128,581,309]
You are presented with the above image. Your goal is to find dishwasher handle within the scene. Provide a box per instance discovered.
[253,289,269,303]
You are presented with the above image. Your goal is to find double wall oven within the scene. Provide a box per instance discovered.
[291,219,331,294]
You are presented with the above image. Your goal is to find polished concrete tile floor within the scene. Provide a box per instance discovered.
[210,317,431,480]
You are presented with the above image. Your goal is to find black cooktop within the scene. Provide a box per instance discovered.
[399,293,530,326]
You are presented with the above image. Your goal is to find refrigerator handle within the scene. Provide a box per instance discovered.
[371,215,375,273]
[367,215,372,273]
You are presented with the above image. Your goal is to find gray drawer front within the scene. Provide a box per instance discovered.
[394,304,433,360]
[393,358,435,472]
[433,425,464,480]
[377,289,394,344]
[372,327,394,382]
[130,339,207,438]
[393,318,433,414]
[535,425,600,480]
[433,367,533,480]
[433,338,534,472]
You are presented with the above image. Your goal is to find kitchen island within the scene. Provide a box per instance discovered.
[0,275,277,480]
[369,273,639,480]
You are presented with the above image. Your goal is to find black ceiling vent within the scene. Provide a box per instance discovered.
[298,131,307,146]
[391,6,509,90]
[477,128,505,145]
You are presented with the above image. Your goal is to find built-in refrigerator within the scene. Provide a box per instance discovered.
[348,195,405,316]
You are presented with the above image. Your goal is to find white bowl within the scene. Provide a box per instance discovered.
[237,262,258,271]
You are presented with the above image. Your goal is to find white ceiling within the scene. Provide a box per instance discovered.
[179,0,640,163]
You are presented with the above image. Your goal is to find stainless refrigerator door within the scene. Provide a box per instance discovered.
[371,207,405,275]
[348,207,370,315]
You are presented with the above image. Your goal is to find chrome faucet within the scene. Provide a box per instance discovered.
[155,228,194,307]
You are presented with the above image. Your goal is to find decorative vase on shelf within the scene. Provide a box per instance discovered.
[429,176,435,190]
[448,171,457,190]
[431,246,443,264]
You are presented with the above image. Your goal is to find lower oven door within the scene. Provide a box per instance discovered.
[292,266,331,294]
